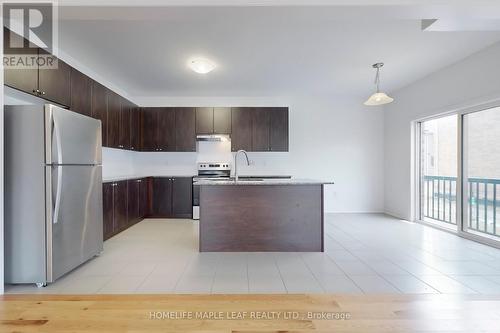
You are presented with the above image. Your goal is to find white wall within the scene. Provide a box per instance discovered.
[384,41,500,220]
[131,95,385,213]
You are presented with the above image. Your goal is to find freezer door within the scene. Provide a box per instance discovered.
[46,165,103,281]
[45,104,102,165]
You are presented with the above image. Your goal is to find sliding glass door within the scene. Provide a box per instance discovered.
[419,115,458,229]
[418,106,500,244]
[463,107,500,239]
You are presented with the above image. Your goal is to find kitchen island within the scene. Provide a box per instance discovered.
[196,179,333,252]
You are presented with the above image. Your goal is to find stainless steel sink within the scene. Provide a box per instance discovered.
[237,178,264,181]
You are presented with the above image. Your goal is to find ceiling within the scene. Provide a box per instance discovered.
[57,5,500,98]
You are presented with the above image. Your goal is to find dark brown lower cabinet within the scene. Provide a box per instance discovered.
[150,177,173,217]
[102,183,114,240]
[103,176,192,240]
[114,181,129,232]
[139,178,149,217]
[172,177,193,218]
[102,180,128,240]
[149,177,192,218]
[127,179,141,225]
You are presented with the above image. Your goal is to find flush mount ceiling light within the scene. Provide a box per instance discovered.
[188,57,216,74]
[364,62,394,106]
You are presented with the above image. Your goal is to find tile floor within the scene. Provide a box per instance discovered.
[6,213,500,294]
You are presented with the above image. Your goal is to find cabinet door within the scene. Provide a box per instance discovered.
[141,108,158,151]
[138,178,149,218]
[91,81,108,147]
[119,98,131,150]
[114,180,128,231]
[3,28,38,95]
[127,179,140,226]
[175,108,196,152]
[151,178,173,217]
[38,50,71,107]
[270,107,289,152]
[252,108,271,151]
[196,107,213,134]
[107,90,121,149]
[172,177,193,218]
[213,107,231,134]
[69,68,92,116]
[130,107,141,151]
[231,107,253,151]
[158,108,176,152]
[103,183,114,240]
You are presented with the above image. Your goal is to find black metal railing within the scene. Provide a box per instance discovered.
[423,175,500,236]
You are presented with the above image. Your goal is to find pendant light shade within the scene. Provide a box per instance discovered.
[364,92,394,106]
[364,62,394,106]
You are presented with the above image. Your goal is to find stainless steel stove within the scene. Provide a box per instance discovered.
[192,162,231,219]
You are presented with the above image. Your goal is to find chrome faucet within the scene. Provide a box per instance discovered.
[234,150,250,182]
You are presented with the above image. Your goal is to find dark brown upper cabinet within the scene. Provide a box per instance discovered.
[158,108,176,152]
[4,28,70,107]
[3,28,38,96]
[107,91,122,149]
[213,107,231,134]
[252,107,271,152]
[119,97,131,150]
[37,49,71,107]
[91,81,108,147]
[231,107,289,152]
[141,107,159,152]
[231,107,253,152]
[195,107,231,135]
[196,107,214,134]
[130,107,141,151]
[175,108,196,152]
[270,107,289,152]
[70,68,92,116]
[140,107,175,152]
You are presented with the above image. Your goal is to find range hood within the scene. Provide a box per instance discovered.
[196,134,231,142]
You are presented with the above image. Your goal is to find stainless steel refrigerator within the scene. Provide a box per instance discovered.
[4,104,103,286]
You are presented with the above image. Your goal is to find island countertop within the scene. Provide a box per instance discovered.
[194,178,334,186]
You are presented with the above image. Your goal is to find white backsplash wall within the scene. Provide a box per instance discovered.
[102,148,135,179]
[132,152,198,176]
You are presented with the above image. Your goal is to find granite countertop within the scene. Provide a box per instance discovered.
[194,178,334,185]
[103,175,195,183]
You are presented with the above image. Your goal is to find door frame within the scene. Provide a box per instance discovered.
[413,99,500,249]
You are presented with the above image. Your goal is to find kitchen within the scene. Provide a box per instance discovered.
[3,21,333,291]
[3,3,500,303]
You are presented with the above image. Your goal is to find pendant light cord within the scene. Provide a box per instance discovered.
[374,67,380,93]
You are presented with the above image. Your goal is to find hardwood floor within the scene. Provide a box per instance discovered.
[2,294,500,332]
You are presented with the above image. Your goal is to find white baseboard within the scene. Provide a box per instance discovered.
[324,211,385,214]
[383,210,410,221]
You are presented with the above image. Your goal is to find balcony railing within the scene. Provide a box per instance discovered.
[423,175,500,236]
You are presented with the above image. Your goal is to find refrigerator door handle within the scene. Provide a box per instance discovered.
[53,166,62,224]
[52,110,63,165]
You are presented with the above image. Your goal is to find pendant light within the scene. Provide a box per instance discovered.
[364,62,394,106]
